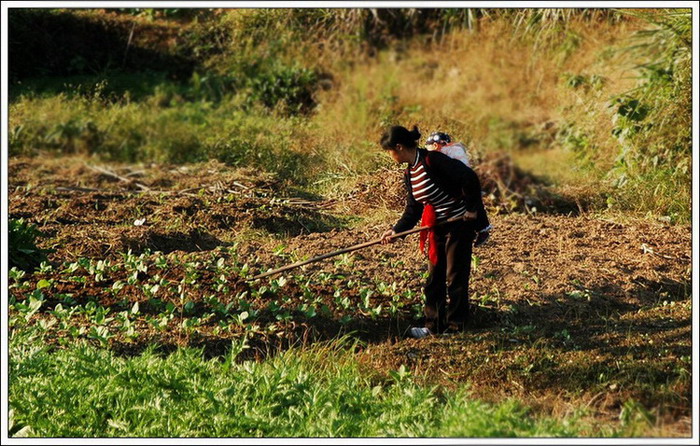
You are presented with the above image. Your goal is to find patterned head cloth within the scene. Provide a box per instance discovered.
[425,132,451,146]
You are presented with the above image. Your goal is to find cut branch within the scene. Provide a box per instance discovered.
[86,164,151,191]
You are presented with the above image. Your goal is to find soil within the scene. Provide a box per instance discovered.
[8,155,693,435]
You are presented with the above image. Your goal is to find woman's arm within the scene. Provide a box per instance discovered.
[393,171,424,233]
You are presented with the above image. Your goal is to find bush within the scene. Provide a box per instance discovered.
[9,219,50,272]
[8,9,194,82]
[606,10,691,221]
[245,64,319,115]
[554,10,691,222]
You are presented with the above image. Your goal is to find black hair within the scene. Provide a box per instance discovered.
[380,125,421,150]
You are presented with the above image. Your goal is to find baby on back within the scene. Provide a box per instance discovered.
[425,130,491,247]
[424,131,470,167]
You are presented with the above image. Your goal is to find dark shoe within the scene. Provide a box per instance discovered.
[405,326,432,339]
[442,323,464,335]
[474,230,490,247]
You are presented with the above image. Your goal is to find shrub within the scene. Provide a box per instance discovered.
[553,10,691,222]
[245,64,319,115]
[605,10,691,221]
[8,9,194,82]
[9,219,50,272]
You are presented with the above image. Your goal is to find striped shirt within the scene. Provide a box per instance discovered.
[409,153,467,221]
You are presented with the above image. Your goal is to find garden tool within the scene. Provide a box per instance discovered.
[249,214,467,280]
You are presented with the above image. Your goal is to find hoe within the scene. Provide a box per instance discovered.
[250,214,466,280]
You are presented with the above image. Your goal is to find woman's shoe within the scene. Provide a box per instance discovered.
[474,230,490,247]
[406,327,432,339]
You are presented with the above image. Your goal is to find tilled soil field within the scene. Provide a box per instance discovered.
[8,155,693,434]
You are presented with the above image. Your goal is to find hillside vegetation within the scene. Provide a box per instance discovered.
[8,8,692,438]
[9,8,691,221]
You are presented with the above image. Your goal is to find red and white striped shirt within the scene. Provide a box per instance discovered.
[409,153,466,221]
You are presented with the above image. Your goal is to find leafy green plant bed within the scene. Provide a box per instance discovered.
[10,331,646,437]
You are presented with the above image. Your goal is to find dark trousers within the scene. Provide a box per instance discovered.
[423,220,475,333]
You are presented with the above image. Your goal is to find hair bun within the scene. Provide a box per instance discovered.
[380,125,421,150]
[410,125,421,140]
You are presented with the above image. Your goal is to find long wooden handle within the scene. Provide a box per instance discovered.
[249,214,466,280]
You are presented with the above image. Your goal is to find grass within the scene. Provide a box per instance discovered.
[8,236,690,437]
[6,9,692,439]
[9,327,641,438]
[8,10,691,222]
[9,91,317,183]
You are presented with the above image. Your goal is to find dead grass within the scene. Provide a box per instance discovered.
[308,14,645,206]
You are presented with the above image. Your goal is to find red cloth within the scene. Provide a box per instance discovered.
[419,203,439,265]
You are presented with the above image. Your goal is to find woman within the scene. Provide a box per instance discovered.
[379,125,490,338]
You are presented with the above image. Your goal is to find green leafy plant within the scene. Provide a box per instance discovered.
[9,219,51,272]
[608,10,690,221]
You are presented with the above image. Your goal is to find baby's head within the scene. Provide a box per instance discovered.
[425,132,451,151]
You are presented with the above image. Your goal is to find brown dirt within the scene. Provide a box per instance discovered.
[8,154,692,435]
[10,156,344,259]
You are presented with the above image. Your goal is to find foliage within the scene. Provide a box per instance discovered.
[604,10,691,221]
[115,8,194,21]
[553,10,691,222]
[9,94,316,181]
[510,8,622,34]
[8,245,419,346]
[192,8,488,59]
[8,330,610,437]
[5,9,691,438]
[9,219,50,272]
[8,8,690,222]
[244,64,319,115]
[7,9,194,82]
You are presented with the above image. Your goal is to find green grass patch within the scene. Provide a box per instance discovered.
[10,328,623,438]
[9,93,316,182]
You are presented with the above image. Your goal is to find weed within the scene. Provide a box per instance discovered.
[9,219,51,272]
[8,335,620,437]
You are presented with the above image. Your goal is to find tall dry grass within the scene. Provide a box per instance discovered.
[308,15,638,172]
[10,8,688,221]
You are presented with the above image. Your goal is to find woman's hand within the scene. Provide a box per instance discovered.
[462,210,477,221]
[380,228,397,244]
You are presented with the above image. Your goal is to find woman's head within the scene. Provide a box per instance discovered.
[380,125,421,164]
[380,125,421,151]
